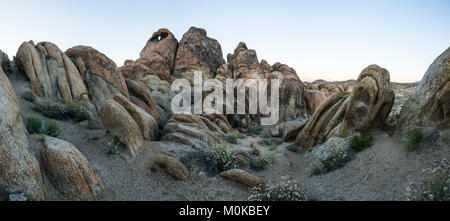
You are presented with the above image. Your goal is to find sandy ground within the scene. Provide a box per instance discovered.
[6,71,449,201]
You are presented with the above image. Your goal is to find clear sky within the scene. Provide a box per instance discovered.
[0,0,449,82]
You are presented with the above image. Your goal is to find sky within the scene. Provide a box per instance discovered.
[0,0,449,83]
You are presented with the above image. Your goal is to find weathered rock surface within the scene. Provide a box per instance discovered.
[135,28,178,81]
[125,78,159,123]
[162,114,224,149]
[41,136,104,200]
[174,27,225,81]
[304,89,332,114]
[100,99,143,159]
[0,50,10,73]
[0,68,45,200]
[293,65,394,149]
[16,41,90,105]
[113,94,157,140]
[396,47,450,135]
[66,46,129,112]
[155,155,190,181]
[219,169,265,188]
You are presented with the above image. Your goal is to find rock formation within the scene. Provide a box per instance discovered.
[16,41,91,105]
[0,68,45,200]
[41,136,104,200]
[0,50,10,73]
[66,46,129,113]
[155,155,190,181]
[173,27,225,81]
[219,169,265,188]
[292,65,394,149]
[396,47,450,135]
[100,99,143,160]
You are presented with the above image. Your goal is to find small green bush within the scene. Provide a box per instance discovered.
[32,97,90,122]
[252,151,276,170]
[286,144,300,152]
[249,176,309,201]
[26,117,42,134]
[211,144,237,172]
[405,128,424,151]
[42,120,59,137]
[65,104,91,122]
[311,146,350,175]
[224,133,238,144]
[247,125,263,135]
[350,131,373,152]
[269,143,278,151]
[38,134,46,143]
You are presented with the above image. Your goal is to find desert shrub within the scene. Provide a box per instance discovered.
[31,97,90,122]
[250,141,256,148]
[42,120,59,137]
[247,125,263,135]
[311,146,350,175]
[249,176,308,201]
[38,134,46,143]
[252,151,276,170]
[269,143,278,151]
[405,128,424,151]
[26,117,42,134]
[224,132,238,144]
[211,144,236,172]
[406,159,449,201]
[350,131,373,152]
[286,144,300,152]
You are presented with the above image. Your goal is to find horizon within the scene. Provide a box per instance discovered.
[1,0,449,83]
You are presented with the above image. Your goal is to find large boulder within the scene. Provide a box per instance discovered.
[339,65,395,137]
[293,65,394,149]
[304,89,332,114]
[173,27,225,81]
[155,155,190,181]
[219,169,265,188]
[113,94,157,140]
[0,68,45,200]
[100,99,143,160]
[66,46,129,112]
[125,78,159,123]
[396,47,450,135]
[41,136,104,200]
[16,41,90,105]
[162,114,225,149]
[0,50,10,73]
[134,28,178,81]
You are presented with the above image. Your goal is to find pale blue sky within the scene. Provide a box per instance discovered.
[0,0,449,82]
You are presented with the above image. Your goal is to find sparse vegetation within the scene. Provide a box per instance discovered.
[406,158,449,201]
[311,145,351,175]
[26,117,42,134]
[38,134,46,143]
[252,151,276,170]
[269,143,278,151]
[30,96,91,122]
[286,144,300,152]
[405,128,424,151]
[42,120,59,137]
[224,132,238,144]
[350,131,373,152]
[249,176,309,201]
[247,125,263,135]
[211,143,237,172]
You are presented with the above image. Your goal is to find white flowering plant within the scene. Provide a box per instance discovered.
[406,158,449,201]
[249,176,308,201]
[311,145,350,175]
[211,143,237,172]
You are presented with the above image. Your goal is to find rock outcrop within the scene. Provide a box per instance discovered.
[162,114,225,149]
[0,50,10,73]
[100,99,143,160]
[173,27,225,81]
[41,136,104,200]
[16,41,90,105]
[219,169,265,188]
[0,68,45,200]
[155,155,190,181]
[292,65,394,149]
[396,47,450,135]
[66,46,129,112]
[113,94,157,140]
